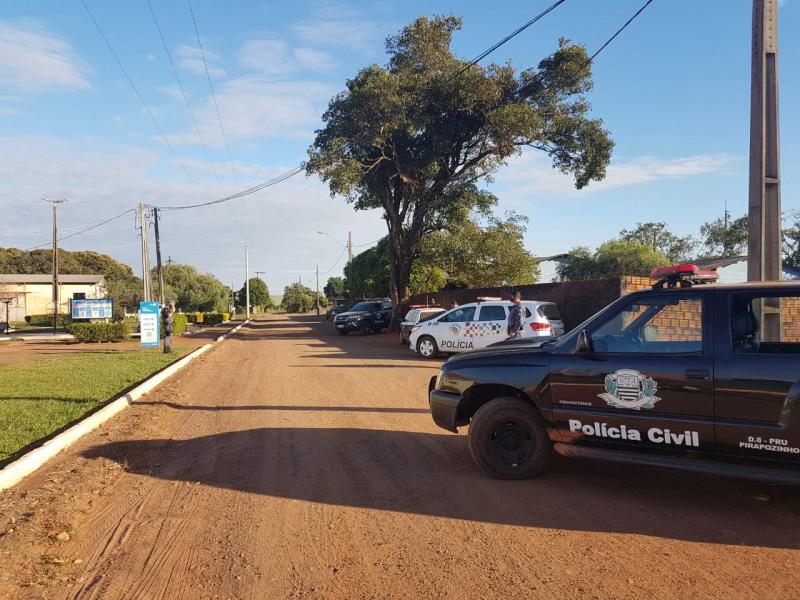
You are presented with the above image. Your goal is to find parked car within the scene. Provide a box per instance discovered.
[409,300,563,358]
[428,264,800,482]
[333,298,392,335]
[400,307,446,345]
[326,298,350,321]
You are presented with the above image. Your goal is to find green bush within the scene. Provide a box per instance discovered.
[197,312,229,325]
[69,322,130,343]
[161,313,188,338]
[24,313,71,327]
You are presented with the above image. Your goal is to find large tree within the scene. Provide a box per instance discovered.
[237,277,271,311]
[699,212,748,258]
[557,240,668,281]
[161,263,229,312]
[420,211,539,288]
[323,276,347,299]
[619,222,696,263]
[307,16,613,325]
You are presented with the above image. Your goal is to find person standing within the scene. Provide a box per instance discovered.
[161,301,176,353]
[507,291,525,339]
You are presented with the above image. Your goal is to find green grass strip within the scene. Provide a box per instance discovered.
[0,348,189,463]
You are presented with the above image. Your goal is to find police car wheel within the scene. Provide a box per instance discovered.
[416,335,438,358]
[337,329,348,336]
[468,397,551,480]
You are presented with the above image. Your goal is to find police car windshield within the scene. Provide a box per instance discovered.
[351,302,379,312]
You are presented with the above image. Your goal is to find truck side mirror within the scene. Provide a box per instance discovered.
[575,330,592,355]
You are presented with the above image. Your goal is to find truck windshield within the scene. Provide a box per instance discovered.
[350,302,379,312]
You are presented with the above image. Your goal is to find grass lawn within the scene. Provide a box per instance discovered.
[0,348,189,463]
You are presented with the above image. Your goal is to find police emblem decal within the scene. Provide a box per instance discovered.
[598,369,661,410]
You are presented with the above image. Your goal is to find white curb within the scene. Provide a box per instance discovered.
[0,319,251,492]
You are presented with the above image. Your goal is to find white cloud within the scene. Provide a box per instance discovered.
[0,21,90,91]
[0,135,385,291]
[164,77,334,145]
[175,44,226,79]
[290,6,380,51]
[293,47,337,70]
[495,150,738,198]
[239,39,337,75]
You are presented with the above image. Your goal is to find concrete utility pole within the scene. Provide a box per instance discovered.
[315,264,320,316]
[43,197,67,334]
[347,231,353,267]
[152,207,165,306]
[245,245,250,319]
[138,203,152,302]
[748,0,781,281]
[748,0,782,338]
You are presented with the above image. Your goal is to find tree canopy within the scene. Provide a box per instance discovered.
[307,15,612,324]
[281,282,318,313]
[238,277,271,310]
[699,212,748,258]
[323,276,347,299]
[0,247,134,278]
[420,211,538,288]
[619,222,696,263]
[162,263,229,312]
[557,240,669,281]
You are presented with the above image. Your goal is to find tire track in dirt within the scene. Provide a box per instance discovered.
[1,315,799,599]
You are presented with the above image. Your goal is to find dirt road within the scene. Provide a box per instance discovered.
[1,315,798,599]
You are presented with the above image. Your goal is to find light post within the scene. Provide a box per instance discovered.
[1,296,13,334]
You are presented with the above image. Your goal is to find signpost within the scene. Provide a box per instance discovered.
[139,301,160,348]
[70,298,113,320]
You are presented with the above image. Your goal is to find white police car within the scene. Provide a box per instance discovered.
[409,300,564,358]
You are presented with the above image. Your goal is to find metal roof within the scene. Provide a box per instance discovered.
[0,274,105,284]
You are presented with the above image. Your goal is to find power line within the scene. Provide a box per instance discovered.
[157,166,304,210]
[145,0,224,193]
[187,0,241,191]
[25,208,136,251]
[588,0,655,62]
[451,0,569,80]
[320,246,348,275]
[145,0,248,236]
[517,0,656,97]
[80,0,206,201]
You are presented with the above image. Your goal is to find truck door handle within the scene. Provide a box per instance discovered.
[685,369,710,381]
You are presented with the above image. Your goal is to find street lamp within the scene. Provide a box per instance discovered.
[0,295,14,335]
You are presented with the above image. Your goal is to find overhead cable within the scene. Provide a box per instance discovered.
[25,208,136,251]
[80,0,207,201]
[157,166,304,211]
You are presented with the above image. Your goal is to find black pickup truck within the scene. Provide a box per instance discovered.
[429,267,800,482]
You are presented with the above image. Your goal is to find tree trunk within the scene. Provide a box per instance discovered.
[386,229,413,333]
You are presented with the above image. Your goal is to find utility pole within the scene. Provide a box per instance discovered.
[315,263,320,316]
[152,207,165,305]
[138,203,152,302]
[347,231,353,300]
[245,245,250,319]
[748,0,782,338]
[43,197,67,334]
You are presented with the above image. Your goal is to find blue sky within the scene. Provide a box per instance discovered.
[0,0,798,292]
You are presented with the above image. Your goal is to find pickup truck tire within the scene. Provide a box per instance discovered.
[337,329,348,336]
[416,335,438,359]
[468,397,551,479]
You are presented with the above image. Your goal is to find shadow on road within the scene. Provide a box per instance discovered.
[235,316,440,364]
[83,426,800,549]
[134,402,429,414]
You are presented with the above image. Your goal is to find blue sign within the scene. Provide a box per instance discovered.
[139,301,160,347]
[71,298,113,320]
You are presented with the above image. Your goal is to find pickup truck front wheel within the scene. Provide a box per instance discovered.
[468,397,551,479]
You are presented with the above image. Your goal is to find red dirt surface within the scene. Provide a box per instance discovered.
[0,315,798,599]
